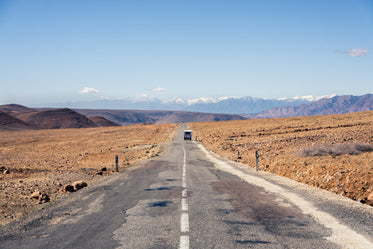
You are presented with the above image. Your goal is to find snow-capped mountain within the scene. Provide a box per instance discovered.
[277,94,336,102]
[43,95,335,114]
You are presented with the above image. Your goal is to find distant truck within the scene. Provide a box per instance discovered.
[184,130,192,140]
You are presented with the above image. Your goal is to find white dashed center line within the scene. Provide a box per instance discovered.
[180,143,189,249]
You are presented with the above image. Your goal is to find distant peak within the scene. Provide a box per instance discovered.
[168,96,240,106]
[278,94,336,102]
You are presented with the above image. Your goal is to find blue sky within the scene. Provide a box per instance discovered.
[0,0,372,106]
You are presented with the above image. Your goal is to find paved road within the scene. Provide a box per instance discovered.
[1,125,373,248]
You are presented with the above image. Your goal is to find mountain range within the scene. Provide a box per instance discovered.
[249,94,373,118]
[45,95,332,114]
[1,93,372,131]
[41,93,372,116]
[0,105,245,131]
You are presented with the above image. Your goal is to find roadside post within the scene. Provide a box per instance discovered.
[115,155,119,172]
[255,151,259,171]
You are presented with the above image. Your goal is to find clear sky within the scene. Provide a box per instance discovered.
[0,0,372,106]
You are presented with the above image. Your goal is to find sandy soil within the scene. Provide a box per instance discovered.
[189,111,373,206]
[0,123,178,227]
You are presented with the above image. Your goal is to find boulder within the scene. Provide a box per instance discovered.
[30,190,42,199]
[38,192,50,204]
[72,181,88,191]
[30,190,50,204]
[59,184,75,193]
[1,166,10,174]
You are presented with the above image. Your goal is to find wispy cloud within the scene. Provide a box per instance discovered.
[347,48,369,57]
[336,47,369,57]
[79,87,99,94]
[152,87,167,92]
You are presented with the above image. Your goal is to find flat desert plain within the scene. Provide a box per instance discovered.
[0,123,178,226]
[190,111,373,205]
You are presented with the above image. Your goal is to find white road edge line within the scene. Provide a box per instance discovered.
[180,143,190,249]
[197,143,373,249]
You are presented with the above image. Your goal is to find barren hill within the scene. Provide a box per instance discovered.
[88,116,120,127]
[75,109,246,125]
[0,104,36,115]
[17,108,98,129]
[0,111,33,131]
[252,94,373,118]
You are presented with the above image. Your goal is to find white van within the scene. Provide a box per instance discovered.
[184,130,192,140]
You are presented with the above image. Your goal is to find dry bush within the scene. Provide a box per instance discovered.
[297,143,373,157]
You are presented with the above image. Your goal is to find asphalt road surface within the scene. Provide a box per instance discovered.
[1,125,373,248]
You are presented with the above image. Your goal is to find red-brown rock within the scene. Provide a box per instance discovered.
[59,184,75,193]
[72,181,87,191]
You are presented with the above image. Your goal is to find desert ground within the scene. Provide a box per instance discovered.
[190,111,373,206]
[0,123,178,226]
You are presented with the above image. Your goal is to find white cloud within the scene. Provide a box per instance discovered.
[79,87,99,94]
[152,87,167,92]
[348,48,369,57]
[336,48,369,57]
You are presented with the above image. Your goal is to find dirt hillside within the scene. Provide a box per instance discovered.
[190,111,373,206]
[17,108,98,129]
[0,123,178,227]
[88,116,120,127]
[0,104,36,116]
[0,111,33,131]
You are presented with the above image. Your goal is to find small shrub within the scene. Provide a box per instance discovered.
[297,143,372,157]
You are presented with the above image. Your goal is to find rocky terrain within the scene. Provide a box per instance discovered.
[0,123,178,227]
[190,111,373,206]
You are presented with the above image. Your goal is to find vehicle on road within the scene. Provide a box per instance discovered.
[184,130,192,140]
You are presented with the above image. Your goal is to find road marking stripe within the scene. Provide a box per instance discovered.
[181,213,189,233]
[182,198,188,211]
[180,236,190,249]
[180,142,190,249]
